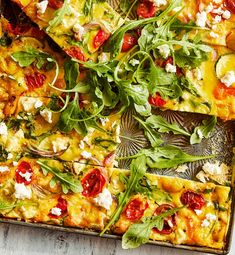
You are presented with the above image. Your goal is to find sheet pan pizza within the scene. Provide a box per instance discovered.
[0,0,235,252]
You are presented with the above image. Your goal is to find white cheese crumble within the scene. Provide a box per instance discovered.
[192,68,203,80]
[220,71,235,87]
[205,3,213,13]
[157,44,170,59]
[36,0,48,15]
[73,23,85,40]
[175,165,188,173]
[202,161,222,175]
[165,63,177,73]
[129,58,140,66]
[13,161,18,167]
[81,151,92,159]
[210,31,219,38]
[0,122,8,136]
[153,0,167,7]
[222,10,231,20]
[14,183,32,200]
[51,207,62,216]
[94,188,113,210]
[19,171,32,182]
[79,140,85,150]
[196,11,207,28]
[52,138,69,153]
[213,15,222,23]
[40,109,53,123]
[196,171,208,183]
[213,0,222,4]
[194,209,202,215]
[98,52,111,63]
[100,118,109,126]
[206,213,217,221]
[21,97,43,112]
[201,219,210,227]
[0,166,9,173]
[197,129,204,139]
[73,162,85,174]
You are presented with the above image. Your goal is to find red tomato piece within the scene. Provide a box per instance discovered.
[137,0,157,18]
[81,169,106,197]
[124,198,149,221]
[121,33,138,52]
[25,72,46,91]
[48,0,64,9]
[148,93,166,107]
[93,30,110,49]
[31,27,46,38]
[65,47,87,62]
[213,82,235,99]
[153,204,177,235]
[49,197,68,218]
[15,161,33,185]
[7,23,31,35]
[103,152,116,167]
[225,0,235,14]
[180,190,205,210]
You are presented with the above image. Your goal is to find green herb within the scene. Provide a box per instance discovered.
[190,116,217,145]
[0,200,24,211]
[118,145,215,169]
[0,145,8,162]
[120,0,131,13]
[122,207,182,249]
[0,33,12,47]
[100,155,147,235]
[64,59,79,90]
[37,160,82,194]
[144,115,191,136]
[153,188,172,203]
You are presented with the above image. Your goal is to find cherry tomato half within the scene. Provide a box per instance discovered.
[49,197,68,218]
[148,93,166,107]
[15,161,33,185]
[153,204,177,235]
[121,33,138,52]
[213,82,235,99]
[25,72,46,91]
[180,190,205,210]
[137,0,157,18]
[7,23,31,35]
[93,29,110,49]
[123,198,149,221]
[48,0,64,9]
[65,47,87,62]
[225,0,235,14]
[81,169,106,197]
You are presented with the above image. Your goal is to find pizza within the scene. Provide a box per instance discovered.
[0,0,234,252]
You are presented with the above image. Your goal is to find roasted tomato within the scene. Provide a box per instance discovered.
[15,161,33,185]
[93,29,110,49]
[213,82,235,99]
[49,197,68,218]
[7,23,31,35]
[31,27,46,38]
[153,204,177,235]
[65,47,87,62]
[123,198,149,221]
[103,152,116,167]
[121,33,138,52]
[137,0,157,18]
[225,0,235,14]
[81,169,106,197]
[180,190,205,210]
[25,72,46,91]
[48,0,64,9]
[148,93,166,107]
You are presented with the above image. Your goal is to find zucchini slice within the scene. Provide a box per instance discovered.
[215,53,235,79]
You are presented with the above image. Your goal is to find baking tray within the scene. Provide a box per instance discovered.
[0,0,235,254]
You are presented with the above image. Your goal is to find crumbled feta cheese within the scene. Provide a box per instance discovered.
[220,71,235,87]
[79,140,85,150]
[196,11,207,28]
[73,162,85,174]
[153,0,167,7]
[192,68,203,80]
[7,153,13,159]
[214,15,222,23]
[14,183,32,200]
[21,97,43,112]
[51,207,62,216]
[36,0,48,15]
[165,63,177,73]
[210,31,219,38]
[194,209,202,215]
[81,151,92,159]
[213,0,222,4]
[207,201,213,207]
[16,129,24,139]
[19,171,32,182]
[100,118,109,126]
[222,10,231,19]
[94,188,113,210]
[40,109,53,123]
[175,165,188,173]
[13,161,18,167]
[0,166,9,173]
[205,3,213,13]
[197,129,204,139]
[52,138,69,153]
[73,23,85,40]
[113,160,119,167]
[201,219,210,227]
[212,7,223,15]
[206,213,217,222]
[196,171,208,183]
[0,122,8,136]
[202,161,222,175]
[157,44,171,59]
[98,52,110,63]
[129,58,140,66]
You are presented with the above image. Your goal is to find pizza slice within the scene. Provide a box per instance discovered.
[11,0,123,61]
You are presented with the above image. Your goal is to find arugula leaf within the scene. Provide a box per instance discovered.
[122,207,182,249]
[134,116,163,147]
[190,116,217,145]
[37,160,82,194]
[64,59,79,90]
[0,200,24,211]
[46,0,72,32]
[118,145,215,169]
[145,115,191,136]
[100,155,147,235]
